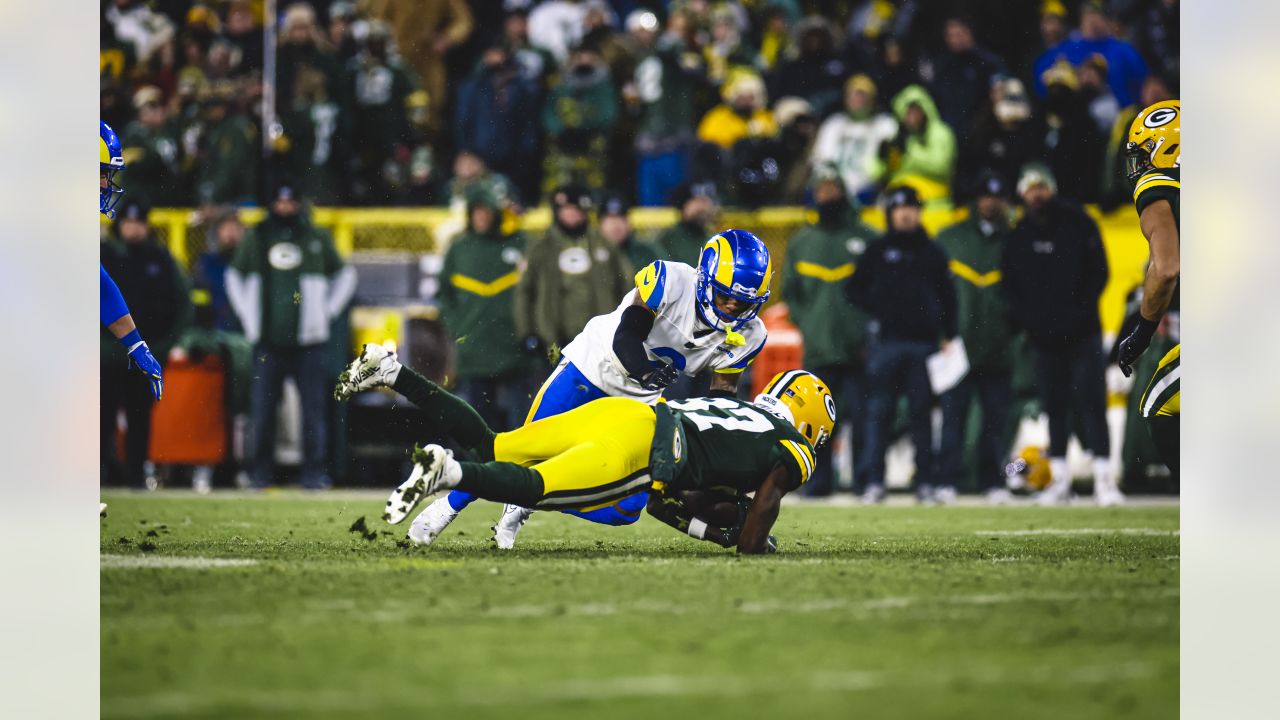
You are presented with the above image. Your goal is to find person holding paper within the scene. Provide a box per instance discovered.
[936,170,1019,504]
[846,185,958,504]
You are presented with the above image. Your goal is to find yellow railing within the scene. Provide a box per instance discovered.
[110,204,1149,334]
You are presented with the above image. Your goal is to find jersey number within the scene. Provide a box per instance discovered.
[668,398,773,433]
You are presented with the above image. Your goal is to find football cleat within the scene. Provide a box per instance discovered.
[1035,478,1072,506]
[933,486,958,506]
[492,504,533,550]
[1095,483,1127,508]
[408,497,460,546]
[335,343,402,401]
[384,444,461,524]
[984,487,1014,506]
[860,483,887,505]
[100,502,108,518]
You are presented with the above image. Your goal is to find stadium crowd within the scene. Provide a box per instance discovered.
[100,0,1179,500]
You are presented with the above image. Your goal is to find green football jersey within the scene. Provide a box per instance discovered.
[649,397,816,495]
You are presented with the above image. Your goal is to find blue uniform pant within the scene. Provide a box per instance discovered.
[858,339,937,491]
[446,361,650,524]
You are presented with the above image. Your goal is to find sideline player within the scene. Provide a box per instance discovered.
[339,345,833,554]
[1115,100,1180,477]
[100,120,165,515]
[379,230,774,548]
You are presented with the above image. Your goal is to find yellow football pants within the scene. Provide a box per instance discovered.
[493,397,657,510]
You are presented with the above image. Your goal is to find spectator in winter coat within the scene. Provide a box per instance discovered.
[455,42,542,204]
[514,186,631,356]
[769,17,855,119]
[810,74,898,204]
[364,0,473,135]
[120,86,184,207]
[696,72,777,151]
[956,77,1047,204]
[438,187,530,432]
[926,16,1007,146]
[1000,165,1121,506]
[782,173,879,496]
[846,186,958,504]
[225,180,356,489]
[542,43,619,196]
[1032,0,1148,108]
[935,171,1019,503]
[1039,58,1106,203]
[193,208,246,334]
[101,200,192,488]
[339,23,417,205]
[873,85,958,204]
[193,81,257,207]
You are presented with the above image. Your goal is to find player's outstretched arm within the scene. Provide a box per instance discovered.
[1118,200,1180,375]
[645,489,743,548]
[737,466,793,554]
[102,265,164,400]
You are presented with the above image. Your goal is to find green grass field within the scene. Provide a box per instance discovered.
[100,491,1178,720]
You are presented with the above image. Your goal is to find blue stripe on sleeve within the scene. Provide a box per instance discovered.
[730,335,768,369]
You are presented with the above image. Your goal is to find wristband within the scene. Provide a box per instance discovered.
[119,328,144,350]
[687,518,708,540]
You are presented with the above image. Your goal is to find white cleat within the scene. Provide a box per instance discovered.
[100,502,108,518]
[1035,479,1072,506]
[335,342,402,401]
[492,504,533,550]
[984,487,1014,506]
[860,484,887,505]
[384,444,461,524]
[408,497,460,546]
[1095,485,1127,508]
[933,486,958,506]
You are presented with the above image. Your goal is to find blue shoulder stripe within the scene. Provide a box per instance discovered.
[730,334,768,369]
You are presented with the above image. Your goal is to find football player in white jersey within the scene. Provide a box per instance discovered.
[390,229,773,548]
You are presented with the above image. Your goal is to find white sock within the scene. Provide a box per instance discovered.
[1049,457,1069,488]
[1092,457,1115,493]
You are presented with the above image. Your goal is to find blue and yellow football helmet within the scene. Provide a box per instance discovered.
[694,229,772,332]
[100,120,125,217]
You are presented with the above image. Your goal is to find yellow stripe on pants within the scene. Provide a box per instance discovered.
[494,397,657,508]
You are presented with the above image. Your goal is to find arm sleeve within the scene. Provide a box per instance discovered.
[612,304,658,379]
[100,264,131,327]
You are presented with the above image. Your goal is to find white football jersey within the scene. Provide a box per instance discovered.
[561,261,768,403]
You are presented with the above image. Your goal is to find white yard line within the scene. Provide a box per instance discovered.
[976,527,1179,536]
[100,555,258,570]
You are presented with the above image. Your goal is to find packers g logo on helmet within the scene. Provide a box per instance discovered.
[1125,100,1180,186]
[754,370,836,448]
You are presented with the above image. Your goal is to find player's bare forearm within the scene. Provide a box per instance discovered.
[737,467,789,554]
[106,314,137,340]
[708,371,739,396]
[1139,200,1180,322]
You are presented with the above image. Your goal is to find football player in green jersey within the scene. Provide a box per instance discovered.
[1116,99,1180,475]
[337,345,834,554]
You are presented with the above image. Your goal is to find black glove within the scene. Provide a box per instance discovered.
[1117,317,1159,377]
[638,362,680,391]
